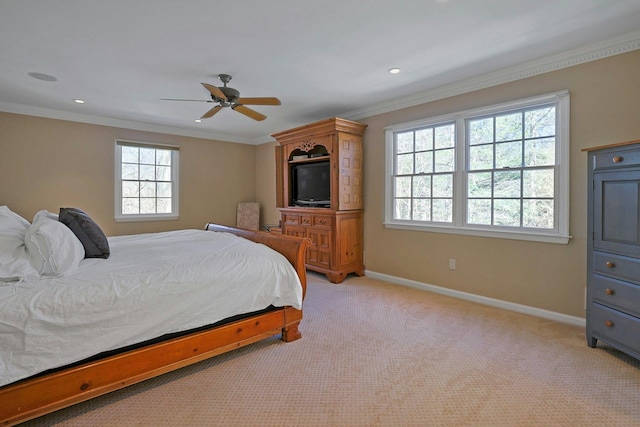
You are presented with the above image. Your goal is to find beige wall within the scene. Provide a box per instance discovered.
[361,49,640,318]
[0,113,257,236]
[259,49,640,318]
[2,49,638,318]
[254,141,280,227]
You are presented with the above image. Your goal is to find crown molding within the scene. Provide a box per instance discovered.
[0,101,256,145]
[343,30,640,121]
[2,30,639,145]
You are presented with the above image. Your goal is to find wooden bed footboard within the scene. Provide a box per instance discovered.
[0,224,310,427]
[204,223,310,298]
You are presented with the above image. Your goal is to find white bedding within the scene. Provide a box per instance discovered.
[0,229,303,387]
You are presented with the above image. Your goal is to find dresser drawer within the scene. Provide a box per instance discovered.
[312,214,333,229]
[282,214,300,225]
[589,303,640,356]
[591,274,640,318]
[593,148,640,170]
[593,251,640,285]
[300,214,312,226]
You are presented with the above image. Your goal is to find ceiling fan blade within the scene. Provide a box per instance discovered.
[160,98,211,102]
[236,97,281,106]
[201,83,227,100]
[201,105,223,119]
[233,105,266,121]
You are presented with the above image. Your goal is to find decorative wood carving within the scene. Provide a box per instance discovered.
[296,140,317,152]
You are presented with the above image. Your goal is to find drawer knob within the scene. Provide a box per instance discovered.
[605,288,615,295]
[605,261,615,268]
[612,156,624,163]
[604,320,615,328]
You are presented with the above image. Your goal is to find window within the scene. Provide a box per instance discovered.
[114,140,179,221]
[385,91,570,244]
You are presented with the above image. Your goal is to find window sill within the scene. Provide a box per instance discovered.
[115,214,179,223]
[384,221,571,244]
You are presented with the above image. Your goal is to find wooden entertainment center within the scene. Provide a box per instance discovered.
[272,117,367,283]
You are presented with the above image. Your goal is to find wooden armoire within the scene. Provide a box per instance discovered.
[272,117,367,283]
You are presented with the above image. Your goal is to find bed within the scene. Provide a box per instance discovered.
[0,210,310,427]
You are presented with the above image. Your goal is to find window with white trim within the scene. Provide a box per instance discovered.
[385,91,570,244]
[114,140,179,222]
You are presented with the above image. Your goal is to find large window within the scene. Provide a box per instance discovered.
[114,140,179,222]
[385,91,570,244]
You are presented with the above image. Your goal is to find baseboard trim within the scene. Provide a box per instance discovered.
[364,270,586,328]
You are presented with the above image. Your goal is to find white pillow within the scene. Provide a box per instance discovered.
[33,209,58,222]
[0,206,37,281]
[25,215,85,277]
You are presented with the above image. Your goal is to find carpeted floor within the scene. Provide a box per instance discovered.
[21,272,640,426]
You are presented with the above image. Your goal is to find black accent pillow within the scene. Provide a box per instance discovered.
[58,208,110,259]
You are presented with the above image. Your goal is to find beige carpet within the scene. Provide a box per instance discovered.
[21,272,640,426]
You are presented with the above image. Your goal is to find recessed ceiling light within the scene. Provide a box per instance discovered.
[74,99,85,104]
[194,119,202,123]
[388,68,401,74]
[27,72,58,82]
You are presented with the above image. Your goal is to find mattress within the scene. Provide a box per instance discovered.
[0,229,303,387]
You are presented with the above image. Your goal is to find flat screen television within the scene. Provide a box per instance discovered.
[291,161,330,207]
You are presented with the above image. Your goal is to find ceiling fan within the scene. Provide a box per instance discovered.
[161,74,281,121]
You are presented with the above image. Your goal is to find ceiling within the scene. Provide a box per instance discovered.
[1,1,640,145]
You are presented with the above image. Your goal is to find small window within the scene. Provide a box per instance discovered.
[385,91,570,244]
[114,140,179,222]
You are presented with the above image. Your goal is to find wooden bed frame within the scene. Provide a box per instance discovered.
[0,223,310,426]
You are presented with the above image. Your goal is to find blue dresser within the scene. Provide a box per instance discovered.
[586,140,640,360]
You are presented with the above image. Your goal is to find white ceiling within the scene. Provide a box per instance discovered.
[1,1,640,144]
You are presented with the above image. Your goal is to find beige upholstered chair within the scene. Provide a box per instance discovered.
[236,202,260,230]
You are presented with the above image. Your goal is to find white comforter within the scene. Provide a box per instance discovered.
[0,229,303,387]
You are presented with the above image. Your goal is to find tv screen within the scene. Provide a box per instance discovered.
[292,161,330,206]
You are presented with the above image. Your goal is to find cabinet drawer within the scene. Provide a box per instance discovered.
[593,251,640,285]
[591,274,640,318]
[589,303,640,356]
[312,214,333,229]
[283,214,300,225]
[593,148,640,170]
[300,214,312,226]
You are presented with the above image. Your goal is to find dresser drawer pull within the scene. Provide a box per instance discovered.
[318,219,327,224]
[605,261,615,268]
[604,320,615,328]
[612,156,624,163]
[605,288,615,295]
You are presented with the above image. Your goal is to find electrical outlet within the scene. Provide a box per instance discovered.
[449,258,456,270]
